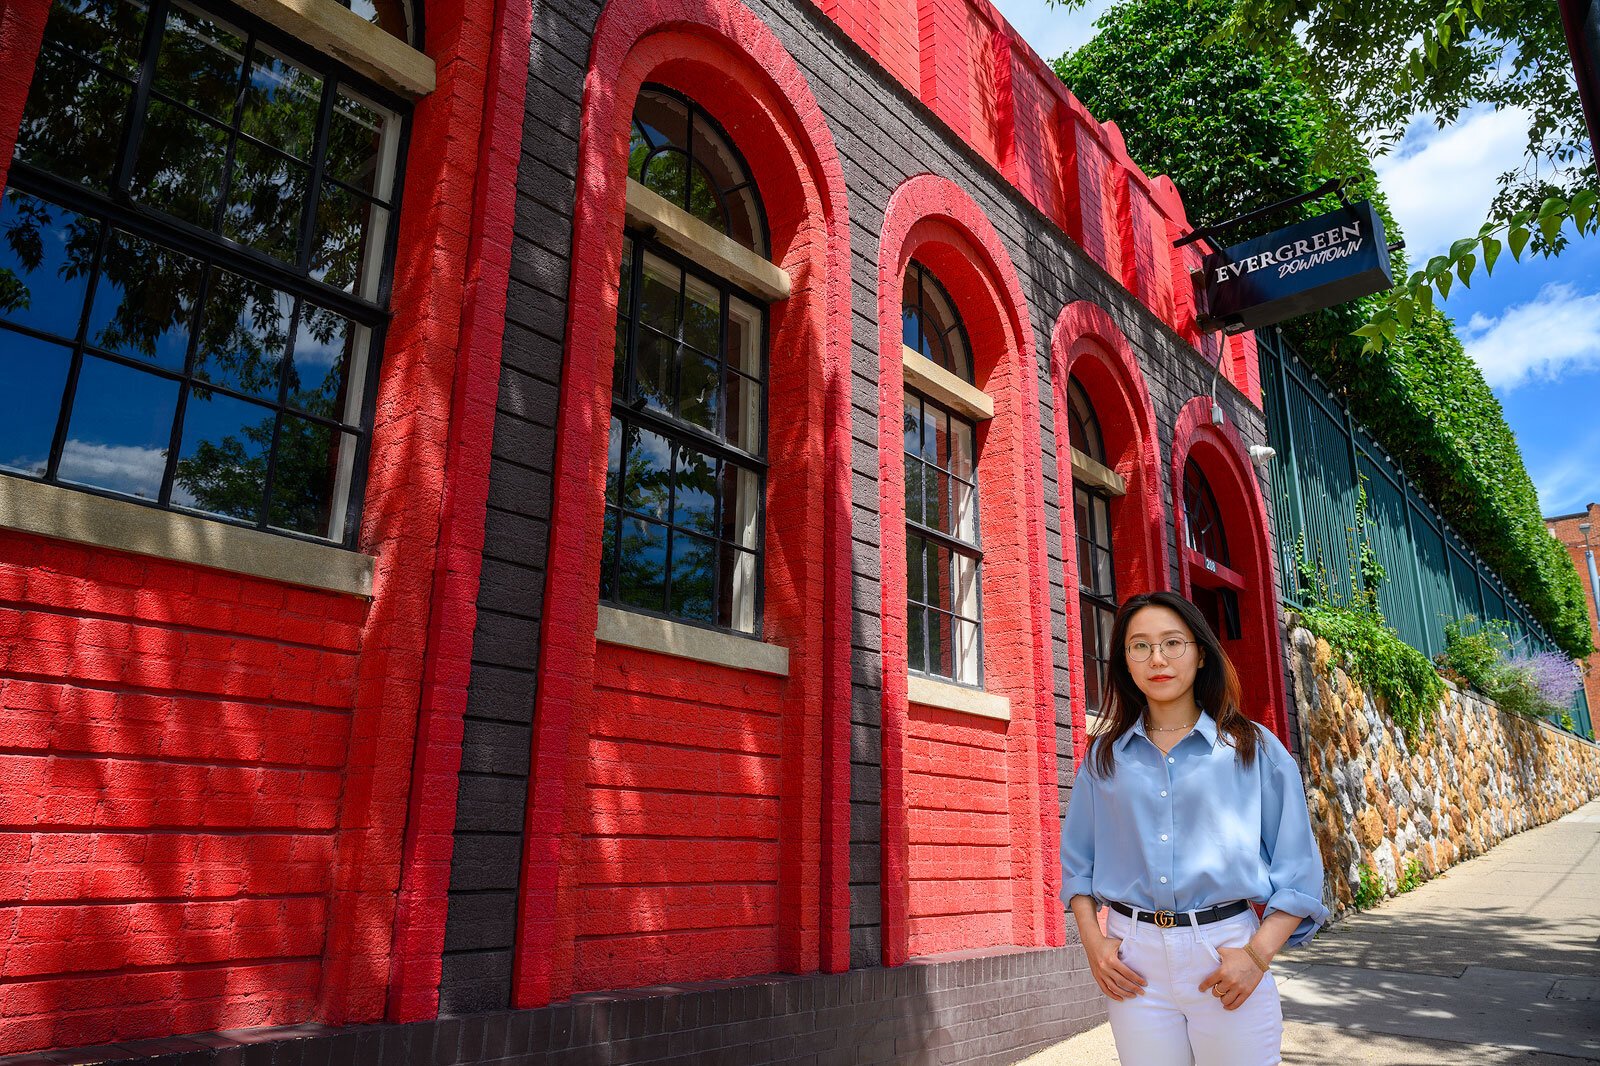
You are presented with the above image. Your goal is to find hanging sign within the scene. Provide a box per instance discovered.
[1198,200,1393,334]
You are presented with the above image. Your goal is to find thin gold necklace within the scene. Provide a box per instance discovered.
[1145,715,1200,733]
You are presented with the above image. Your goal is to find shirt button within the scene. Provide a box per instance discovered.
[1167,757,1175,764]
[1161,834,1168,841]
[1160,790,1168,797]
[1160,876,1168,884]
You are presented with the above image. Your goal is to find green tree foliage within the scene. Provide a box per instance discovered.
[1223,0,1600,343]
[1052,0,1593,657]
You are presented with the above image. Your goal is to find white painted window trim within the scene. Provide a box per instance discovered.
[907,674,1011,721]
[0,474,374,597]
[232,0,436,97]
[596,604,790,676]
[624,179,791,302]
[901,345,994,422]
[1070,447,1127,497]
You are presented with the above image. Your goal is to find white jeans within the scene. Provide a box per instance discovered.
[1102,906,1283,1066]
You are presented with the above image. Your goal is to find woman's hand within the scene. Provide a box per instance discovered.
[1086,936,1147,1001]
[1198,946,1265,1010]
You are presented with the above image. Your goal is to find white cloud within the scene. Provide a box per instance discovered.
[54,441,168,500]
[1459,282,1600,389]
[1375,106,1529,261]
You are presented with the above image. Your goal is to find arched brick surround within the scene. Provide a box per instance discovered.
[1171,397,1290,744]
[875,174,1062,965]
[1049,300,1169,767]
[515,0,854,1007]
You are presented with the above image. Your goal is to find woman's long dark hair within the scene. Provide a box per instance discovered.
[1088,590,1258,778]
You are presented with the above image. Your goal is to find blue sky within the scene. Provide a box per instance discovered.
[992,0,1600,518]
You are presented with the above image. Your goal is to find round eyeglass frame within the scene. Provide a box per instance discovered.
[1125,638,1195,663]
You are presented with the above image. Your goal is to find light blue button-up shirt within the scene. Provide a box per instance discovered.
[1061,713,1330,946]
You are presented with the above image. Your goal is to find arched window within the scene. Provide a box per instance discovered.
[1183,460,1230,567]
[902,260,981,685]
[1183,458,1241,641]
[629,87,767,256]
[901,259,972,381]
[1,0,410,544]
[603,86,768,633]
[1069,378,1116,716]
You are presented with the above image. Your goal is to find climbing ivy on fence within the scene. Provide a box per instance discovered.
[1053,0,1593,657]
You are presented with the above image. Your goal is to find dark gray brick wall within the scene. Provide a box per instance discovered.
[45,947,1101,1066]
[438,0,602,1015]
[446,0,1277,1010]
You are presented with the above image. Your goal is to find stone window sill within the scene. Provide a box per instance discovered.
[624,179,791,302]
[901,345,994,422]
[596,604,790,676]
[908,674,1011,721]
[238,0,435,96]
[1070,447,1126,496]
[0,475,374,597]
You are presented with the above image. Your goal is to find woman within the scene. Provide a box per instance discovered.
[1061,590,1328,1066]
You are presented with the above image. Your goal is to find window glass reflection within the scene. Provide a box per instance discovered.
[173,387,272,521]
[88,231,202,371]
[0,190,98,341]
[58,356,180,500]
[194,268,292,400]
[0,331,73,477]
[154,5,246,121]
[16,48,131,191]
[5,0,407,545]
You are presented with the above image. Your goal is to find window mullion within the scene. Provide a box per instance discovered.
[296,77,338,273]
[113,0,169,194]
[45,224,115,482]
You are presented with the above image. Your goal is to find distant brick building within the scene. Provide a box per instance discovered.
[1546,504,1600,728]
[0,0,1290,1061]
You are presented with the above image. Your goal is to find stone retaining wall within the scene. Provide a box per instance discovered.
[1287,625,1600,915]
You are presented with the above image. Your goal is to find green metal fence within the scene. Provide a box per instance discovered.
[1257,327,1593,737]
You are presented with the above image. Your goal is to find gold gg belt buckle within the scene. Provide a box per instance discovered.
[1154,910,1177,928]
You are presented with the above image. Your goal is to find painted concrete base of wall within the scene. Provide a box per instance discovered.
[1288,624,1600,917]
[0,947,1101,1066]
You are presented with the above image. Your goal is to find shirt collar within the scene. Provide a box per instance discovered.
[1114,708,1219,752]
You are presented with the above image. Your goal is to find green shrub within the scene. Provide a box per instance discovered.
[1440,615,1573,721]
[1397,859,1425,894]
[1301,602,1444,737]
[1439,617,1511,692]
[1559,712,1577,733]
[1491,665,1546,719]
[1353,864,1386,909]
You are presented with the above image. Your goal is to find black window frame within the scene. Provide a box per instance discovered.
[904,386,984,689]
[901,258,973,382]
[602,230,772,638]
[628,83,770,259]
[1183,460,1231,567]
[1069,378,1117,716]
[1,0,414,548]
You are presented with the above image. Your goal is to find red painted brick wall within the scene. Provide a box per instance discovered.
[570,648,787,990]
[903,707,1013,955]
[514,0,855,1007]
[0,532,364,1052]
[0,0,522,1047]
[801,0,1267,409]
[876,175,1062,969]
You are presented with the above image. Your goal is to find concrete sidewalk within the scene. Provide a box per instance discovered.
[1020,797,1600,1065]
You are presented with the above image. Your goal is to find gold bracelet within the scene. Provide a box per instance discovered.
[1243,944,1271,973]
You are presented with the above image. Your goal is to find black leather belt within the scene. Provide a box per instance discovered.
[1108,899,1250,928]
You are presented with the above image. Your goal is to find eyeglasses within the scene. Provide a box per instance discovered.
[1126,638,1195,663]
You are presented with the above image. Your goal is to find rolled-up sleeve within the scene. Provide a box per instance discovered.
[1259,735,1330,945]
[1060,765,1098,905]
